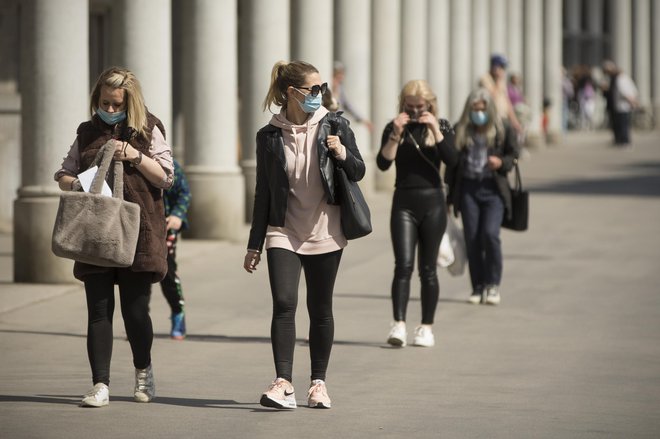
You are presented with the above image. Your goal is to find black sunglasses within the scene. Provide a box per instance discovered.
[295,82,328,97]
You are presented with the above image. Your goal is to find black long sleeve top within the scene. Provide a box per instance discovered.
[376,119,457,189]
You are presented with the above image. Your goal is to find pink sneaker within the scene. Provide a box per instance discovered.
[260,378,296,409]
[307,380,331,409]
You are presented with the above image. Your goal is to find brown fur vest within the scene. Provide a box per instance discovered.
[72,113,168,283]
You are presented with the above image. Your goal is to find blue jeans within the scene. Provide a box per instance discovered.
[460,178,505,292]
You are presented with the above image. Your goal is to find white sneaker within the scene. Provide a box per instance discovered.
[412,325,435,347]
[81,383,109,407]
[467,291,483,304]
[485,286,501,305]
[387,321,407,347]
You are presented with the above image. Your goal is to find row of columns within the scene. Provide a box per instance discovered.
[23,0,660,282]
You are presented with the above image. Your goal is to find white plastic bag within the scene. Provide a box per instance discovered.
[442,214,467,277]
[438,233,455,268]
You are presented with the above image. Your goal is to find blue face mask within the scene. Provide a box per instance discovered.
[470,110,489,126]
[295,89,322,113]
[97,107,127,125]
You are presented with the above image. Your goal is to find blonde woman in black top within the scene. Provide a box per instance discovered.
[377,80,457,348]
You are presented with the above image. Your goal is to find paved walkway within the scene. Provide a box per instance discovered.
[1,130,659,438]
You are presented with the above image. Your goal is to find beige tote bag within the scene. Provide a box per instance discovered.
[52,141,140,267]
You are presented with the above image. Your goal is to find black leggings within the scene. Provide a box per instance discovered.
[266,247,342,383]
[84,269,154,385]
[390,188,447,324]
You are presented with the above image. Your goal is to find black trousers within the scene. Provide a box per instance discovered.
[84,269,153,385]
[266,247,342,383]
[390,187,447,324]
[157,231,184,315]
[611,111,632,145]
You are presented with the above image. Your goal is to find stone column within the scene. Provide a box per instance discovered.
[489,0,507,55]
[428,0,451,117]
[506,0,523,73]
[524,0,544,148]
[181,0,244,240]
[372,0,400,191]
[450,0,471,122]
[472,0,490,81]
[116,0,173,137]
[610,0,632,74]
[15,0,88,282]
[653,0,660,129]
[335,0,373,192]
[633,0,652,124]
[544,0,563,144]
[401,0,428,83]
[564,0,582,68]
[239,0,290,220]
[585,0,605,65]
[291,0,333,81]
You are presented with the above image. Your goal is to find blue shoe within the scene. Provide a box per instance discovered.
[171,312,186,340]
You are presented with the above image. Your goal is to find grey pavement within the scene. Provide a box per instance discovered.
[1,130,660,438]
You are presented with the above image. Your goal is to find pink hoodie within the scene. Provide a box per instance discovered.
[265,106,347,254]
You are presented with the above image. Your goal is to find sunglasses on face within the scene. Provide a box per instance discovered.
[295,82,328,97]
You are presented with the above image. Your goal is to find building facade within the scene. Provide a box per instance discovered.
[1,0,658,282]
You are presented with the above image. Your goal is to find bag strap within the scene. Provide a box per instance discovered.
[405,130,441,177]
[511,159,523,191]
[89,140,124,199]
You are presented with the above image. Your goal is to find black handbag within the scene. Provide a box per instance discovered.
[334,165,372,239]
[501,161,529,231]
[329,114,372,240]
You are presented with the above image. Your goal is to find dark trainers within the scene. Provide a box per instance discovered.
[171,311,186,340]
[260,378,297,409]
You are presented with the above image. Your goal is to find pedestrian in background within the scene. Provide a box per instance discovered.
[332,61,373,132]
[601,60,639,147]
[54,66,173,407]
[377,80,457,348]
[155,158,191,340]
[244,60,365,410]
[445,88,519,306]
[479,54,523,136]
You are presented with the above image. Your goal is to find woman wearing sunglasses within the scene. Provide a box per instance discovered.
[243,60,365,410]
[377,80,458,348]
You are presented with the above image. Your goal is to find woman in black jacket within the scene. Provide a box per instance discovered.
[377,80,457,348]
[243,60,365,410]
[446,88,519,305]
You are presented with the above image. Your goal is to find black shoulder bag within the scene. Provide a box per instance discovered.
[501,160,529,231]
[329,114,372,240]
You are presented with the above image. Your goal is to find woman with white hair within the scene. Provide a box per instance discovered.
[445,88,519,305]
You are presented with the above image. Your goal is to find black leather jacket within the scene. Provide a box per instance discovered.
[247,112,366,252]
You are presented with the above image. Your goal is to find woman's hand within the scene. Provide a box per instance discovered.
[487,155,503,170]
[243,250,261,273]
[418,111,444,143]
[326,135,345,158]
[393,112,409,136]
[112,139,140,162]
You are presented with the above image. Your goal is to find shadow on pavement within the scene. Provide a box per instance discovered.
[0,394,262,410]
[528,161,660,197]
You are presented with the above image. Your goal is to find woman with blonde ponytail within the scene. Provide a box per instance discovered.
[244,60,365,410]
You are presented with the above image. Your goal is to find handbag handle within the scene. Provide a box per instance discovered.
[89,140,125,200]
[511,160,523,192]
